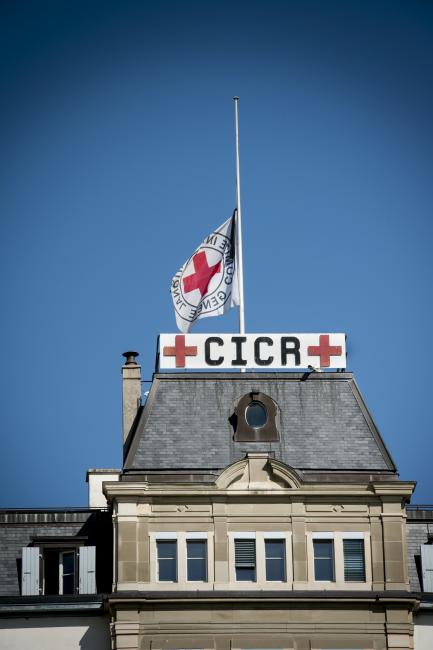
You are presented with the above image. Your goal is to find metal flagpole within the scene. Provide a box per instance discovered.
[234,97,246,344]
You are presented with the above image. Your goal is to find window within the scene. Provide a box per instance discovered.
[313,539,335,581]
[44,549,76,595]
[245,401,267,428]
[343,538,365,582]
[309,532,370,588]
[265,539,286,581]
[21,544,96,596]
[233,392,279,441]
[187,539,207,582]
[235,538,256,581]
[151,532,212,586]
[157,540,177,582]
[229,532,292,587]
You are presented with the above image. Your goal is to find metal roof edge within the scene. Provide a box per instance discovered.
[152,371,354,380]
[348,377,397,473]
[107,589,418,603]
[0,595,106,617]
[123,376,161,470]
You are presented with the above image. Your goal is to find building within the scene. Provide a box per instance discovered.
[0,505,113,648]
[106,352,417,649]
[1,347,432,649]
[406,506,433,650]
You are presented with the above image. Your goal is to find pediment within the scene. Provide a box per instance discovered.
[215,453,302,490]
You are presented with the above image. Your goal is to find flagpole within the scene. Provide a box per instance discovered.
[234,97,246,345]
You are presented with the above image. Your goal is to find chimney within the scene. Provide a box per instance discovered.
[122,351,141,442]
[86,469,120,508]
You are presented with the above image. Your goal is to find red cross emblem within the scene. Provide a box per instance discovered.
[307,334,342,368]
[162,335,198,368]
[182,251,221,297]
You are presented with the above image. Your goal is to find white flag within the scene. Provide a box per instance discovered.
[171,214,239,333]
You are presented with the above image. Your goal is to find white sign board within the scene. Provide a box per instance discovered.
[159,333,346,370]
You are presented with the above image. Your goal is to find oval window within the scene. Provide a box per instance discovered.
[245,401,267,428]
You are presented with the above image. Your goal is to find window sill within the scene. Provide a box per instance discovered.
[307,581,372,591]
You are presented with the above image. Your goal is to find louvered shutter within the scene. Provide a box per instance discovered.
[22,547,40,595]
[421,545,433,592]
[79,546,96,594]
[235,539,256,567]
[343,539,366,582]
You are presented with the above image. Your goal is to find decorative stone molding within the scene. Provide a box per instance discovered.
[215,453,302,490]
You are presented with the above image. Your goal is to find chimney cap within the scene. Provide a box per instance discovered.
[122,351,139,365]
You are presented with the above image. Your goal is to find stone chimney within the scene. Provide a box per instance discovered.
[86,469,120,508]
[122,351,141,442]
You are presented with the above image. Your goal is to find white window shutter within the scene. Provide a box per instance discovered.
[22,547,40,595]
[421,545,433,592]
[79,546,96,594]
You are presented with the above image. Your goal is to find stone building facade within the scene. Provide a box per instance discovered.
[104,359,418,650]
[1,353,432,650]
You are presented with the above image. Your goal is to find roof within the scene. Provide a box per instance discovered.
[123,372,396,477]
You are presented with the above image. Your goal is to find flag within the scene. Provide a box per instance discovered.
[171,213,239,333]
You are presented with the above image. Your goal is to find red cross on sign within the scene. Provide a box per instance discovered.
[163,335,198,368]
[307,334,342,368]
[182,251,222,297]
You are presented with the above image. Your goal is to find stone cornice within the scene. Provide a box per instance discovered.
[371,481,416,500]
[104,480,415,502]
[107,589,419,606]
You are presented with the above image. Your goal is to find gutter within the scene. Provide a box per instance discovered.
[107,589,419,606]
[0,595,105,617]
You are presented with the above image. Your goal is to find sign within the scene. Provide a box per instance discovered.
[159,333,346,370]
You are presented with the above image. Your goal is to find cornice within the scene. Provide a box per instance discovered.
[104,480,415,502]
[371,481,416,499]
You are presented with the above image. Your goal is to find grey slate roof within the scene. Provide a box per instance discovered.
[124,372,395,474]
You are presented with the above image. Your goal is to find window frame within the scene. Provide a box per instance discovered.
[234,536,257,582]
[312,535,335,582]
[58,549,77,595]
[265,538,287,582]
[156,538,178,583]
[343,537,366,582]
[186,536,208,583]
[233,392,279,441]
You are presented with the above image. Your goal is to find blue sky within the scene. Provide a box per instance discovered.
[1,0,432,506]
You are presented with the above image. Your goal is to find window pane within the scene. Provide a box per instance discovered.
[157,541,177,558]
[62,552,75,575]
[188,558,207,581]
[187,541,206,558]
[187,540,207,581]
[235,566,256,581]
[63,572,75,594]
[343,539,365,582]
[60,551,76,594]
[157,541,177,582]
[245,401,267,428]
[313,540,335,581]
[265,540,286,581]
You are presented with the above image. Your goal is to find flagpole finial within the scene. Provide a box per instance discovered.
[233,96,239,101]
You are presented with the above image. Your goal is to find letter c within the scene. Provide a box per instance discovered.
[254,336,274,366]
[205,337,224,366]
